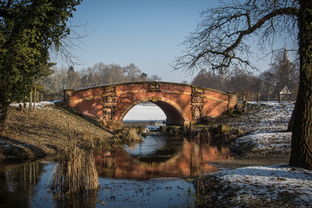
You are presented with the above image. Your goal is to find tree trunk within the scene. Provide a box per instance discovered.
[34,86,37,110]
[29,88,33,112]
[277,86,281,103]
[0,103,9,134]
[289,0,312,170]
[287,104,296,132]
[267,86,270,101]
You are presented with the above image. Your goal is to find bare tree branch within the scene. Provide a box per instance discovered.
[174,0,299,74]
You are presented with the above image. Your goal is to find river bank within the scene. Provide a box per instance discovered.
[1,101,310,207]
[195,101,312,207]
[0,101,293,167]
[204,102,293,168]
[0,103,112,165]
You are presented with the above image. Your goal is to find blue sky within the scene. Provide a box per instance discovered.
[53,0,218,82]
[53,0,292,82]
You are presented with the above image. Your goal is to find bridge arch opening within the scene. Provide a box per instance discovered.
[123,102,166,122]
[119,98,189,126]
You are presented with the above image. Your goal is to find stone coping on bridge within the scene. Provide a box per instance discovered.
[72,81,237,96]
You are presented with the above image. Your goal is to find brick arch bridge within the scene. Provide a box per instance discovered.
[64,82,237,127]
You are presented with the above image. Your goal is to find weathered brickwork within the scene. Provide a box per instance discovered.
[65,82,237,127]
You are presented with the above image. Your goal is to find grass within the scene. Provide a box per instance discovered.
[0,106,107,206]
[0,106,112,161]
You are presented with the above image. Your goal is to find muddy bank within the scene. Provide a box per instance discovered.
[208,152,290,170]
[0,106,112,165]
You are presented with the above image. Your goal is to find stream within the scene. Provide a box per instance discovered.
[0,133,230,208]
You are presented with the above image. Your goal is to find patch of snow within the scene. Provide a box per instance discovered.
[248,101,295,105]
[246,102,294,131]
[236,131,292,153]
[9,101,57,109]
[216,165,312,206]
[214,102,311,206]
[233,102,294,154]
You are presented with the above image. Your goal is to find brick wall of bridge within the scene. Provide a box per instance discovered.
[65,82,237,127]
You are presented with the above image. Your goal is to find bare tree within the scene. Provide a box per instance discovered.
[66,66,81,89]
[80,66,101,88]
[42,62,153,98]
[227,67,261,99]
[270,49,299,98]
[192,68,260,99]
[124,63,144,82]
[175,0,312,170]
[148,75,162,81]
[175,0,298,73]
[191,69,227,91]
[259,70,276,100]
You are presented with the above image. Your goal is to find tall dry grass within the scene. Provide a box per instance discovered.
[51,142,99,208]
[52,147,99,193]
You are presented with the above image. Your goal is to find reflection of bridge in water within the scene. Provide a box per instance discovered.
[94,137,230,180]
[65,82,237,127]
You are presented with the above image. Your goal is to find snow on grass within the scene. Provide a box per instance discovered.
[211,102,312,207]
[246,101,294,131]
[233,102,294,154]
[236,131,292,153]
[10,100,60,109]
[216,165,312,206]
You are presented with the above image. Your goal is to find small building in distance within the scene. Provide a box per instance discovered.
[280,86,292,101]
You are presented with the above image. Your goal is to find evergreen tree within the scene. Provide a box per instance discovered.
[0,0,81,129]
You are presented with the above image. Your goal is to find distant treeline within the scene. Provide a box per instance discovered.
[191,49,299,101]
[42,63,161,100]
[41,49,298,101]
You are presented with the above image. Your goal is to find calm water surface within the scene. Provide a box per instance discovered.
[0,134,229,208]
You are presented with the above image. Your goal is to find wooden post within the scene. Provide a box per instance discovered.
[29,88,33,112]
[267,86,270,101]
[23,165,26,185]
[34,86,37,109]
[277,86,281,103]
[29,163,32,184]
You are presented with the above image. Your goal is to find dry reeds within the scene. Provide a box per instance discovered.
[50,133,100,208]
[52,146,99,194]
[51,144,99,208]
[53,189,98,208]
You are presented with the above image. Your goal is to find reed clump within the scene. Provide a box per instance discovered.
[52,146,99,194]
[53,189,97,208]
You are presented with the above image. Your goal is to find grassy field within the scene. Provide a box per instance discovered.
[0,106,112,162]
